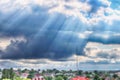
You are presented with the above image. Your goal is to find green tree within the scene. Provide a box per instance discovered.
[9,68,15,80]
[94,74,101,80]
[63,75,68,80]
[22,68,28,73]
[27,69,35,79]
[2,69,9,79]
[44,76,53,80]
[52,69,59,74]
[2,68,15,80]
[55,76,64,80]
[42,70,46,74]
[76,70,83,75]
[113,74,118,80]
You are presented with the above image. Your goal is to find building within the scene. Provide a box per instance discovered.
[44,73,55,78]
[20,73,29,78]
[32,74,45,80]
[70,76,90,80]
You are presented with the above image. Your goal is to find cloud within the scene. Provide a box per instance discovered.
[0,0,119,61]
[84,42,120,63]
[1,57,120,70]
[88,31,120,44]
[87,0,110,13]
[0,30,87,59]
[0,59,76,70]
[0,0,120,24]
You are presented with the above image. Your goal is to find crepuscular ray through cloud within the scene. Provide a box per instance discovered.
[0,0,120,70]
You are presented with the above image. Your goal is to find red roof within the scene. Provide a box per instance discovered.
[71,76,90,80]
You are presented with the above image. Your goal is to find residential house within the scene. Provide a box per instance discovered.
[70,76,90,80]
[20,73,29,79]
[32,74,45,80]
[44,73,55,78]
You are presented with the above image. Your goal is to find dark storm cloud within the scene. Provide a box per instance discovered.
[0,0,120,60]
[88,32,120,44]
[1,31,86,59]
[0,5,49,37]
[0,7,87,59]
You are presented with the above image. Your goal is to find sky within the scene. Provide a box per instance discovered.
[0,0,120,70]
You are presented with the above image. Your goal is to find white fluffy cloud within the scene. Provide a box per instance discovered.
[84,42,120,63]
[0,36,26,50]
[0,56,120,70]
[0,0,120,24]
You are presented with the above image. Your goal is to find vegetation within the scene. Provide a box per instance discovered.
[1,68,15,80]
[0,68,120,80]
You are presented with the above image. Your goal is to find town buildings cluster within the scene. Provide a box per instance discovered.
[0,68,120,80]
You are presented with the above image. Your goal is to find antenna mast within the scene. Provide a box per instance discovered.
[76,47,79,73]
